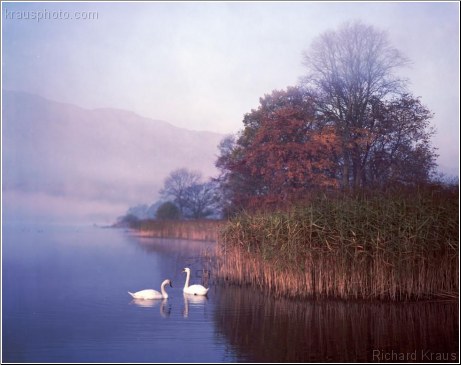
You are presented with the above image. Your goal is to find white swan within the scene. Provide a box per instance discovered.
[128,279,172,300]
[182,268,209,296]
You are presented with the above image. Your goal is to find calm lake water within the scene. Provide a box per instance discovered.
[2,224,458,363]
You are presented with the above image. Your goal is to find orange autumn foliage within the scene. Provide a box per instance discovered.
[218,87,340,210]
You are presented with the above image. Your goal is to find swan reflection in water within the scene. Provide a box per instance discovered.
[182,293,208,318]
[130,298,171,317]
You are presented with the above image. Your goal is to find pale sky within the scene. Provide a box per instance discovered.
[2,1,460,176]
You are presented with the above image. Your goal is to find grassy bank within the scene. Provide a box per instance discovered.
[129,219,223,241]
[215,187,458,300]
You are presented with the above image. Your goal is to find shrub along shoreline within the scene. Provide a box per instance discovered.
[215,187,458,301]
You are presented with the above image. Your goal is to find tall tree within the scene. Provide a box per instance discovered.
[365,95,437,186]
[217,22,438,212]
[160,168,219,219]
[302,21,411,189]
[160,168,201,216]
[182,181,219,219]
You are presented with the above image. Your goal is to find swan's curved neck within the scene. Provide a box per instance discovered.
[161,281,169,298]
[184,270,191,289]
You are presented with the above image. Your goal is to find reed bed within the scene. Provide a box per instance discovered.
[215,188,459,300]
[131,219,223,241]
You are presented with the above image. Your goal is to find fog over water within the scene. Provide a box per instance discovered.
[2,91,223,224]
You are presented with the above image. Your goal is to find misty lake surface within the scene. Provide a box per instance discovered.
[3,224,458,363]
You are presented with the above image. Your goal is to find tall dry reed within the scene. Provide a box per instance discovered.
[131,219,223,241]
[215,187,458,300]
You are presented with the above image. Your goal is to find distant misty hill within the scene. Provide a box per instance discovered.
[2,90,224,223]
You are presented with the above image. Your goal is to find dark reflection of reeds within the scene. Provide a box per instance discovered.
[131,236,215,257]
[214,285,458,363]
[129,236,215,287]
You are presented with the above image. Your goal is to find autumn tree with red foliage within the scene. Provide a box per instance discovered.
[216,87,339,211]
[217,22,438,213]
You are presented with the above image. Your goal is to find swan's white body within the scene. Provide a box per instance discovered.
[128,279,172,300]
[182,268,209,296]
